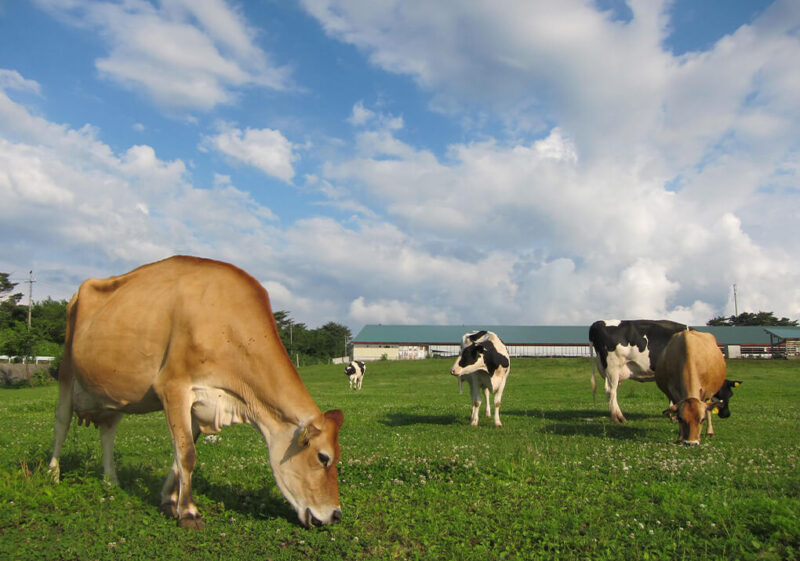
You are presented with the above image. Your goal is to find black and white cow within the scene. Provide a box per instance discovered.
[589,319,742,424]
[344,360,365,391]
[589,319,687,423]
[450,331,510,427]
[711,379,742,419]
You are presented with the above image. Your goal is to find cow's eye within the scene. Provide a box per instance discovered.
[318,452,330,467]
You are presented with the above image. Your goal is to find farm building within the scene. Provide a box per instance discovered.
[351,324,779,361]
[764,327,800,359]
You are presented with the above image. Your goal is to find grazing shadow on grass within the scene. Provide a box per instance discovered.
[380,412,462,427]
[502,408,653,422]
[52,451,297,525]
[501,409,654,440]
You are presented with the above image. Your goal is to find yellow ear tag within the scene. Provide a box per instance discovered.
[298,426,309,446]
[734,382,741,387]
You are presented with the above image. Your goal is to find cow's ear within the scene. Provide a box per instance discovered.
[708,401,725,415]
[732,380,742,387]
[324,409,344,429]
[662,404,678,419]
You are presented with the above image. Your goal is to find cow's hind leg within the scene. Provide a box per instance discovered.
[48,368,74,482]
[483,387,492,419]
[492,376,508,428]
[158,384,204,529]
[100,413,124,485]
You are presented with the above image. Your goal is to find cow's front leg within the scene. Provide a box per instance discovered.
[468,377,481,426]
[160,418,201,522]
[604,369,626,424]
[705,410,715,438]
[159,385,204,529]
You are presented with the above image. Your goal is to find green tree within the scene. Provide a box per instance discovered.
[0,323,35,360]
[318,321,352,358]
[707,311,798,326]
[271,311,352,365]
[31,298,68,344]
[0,273,24,331]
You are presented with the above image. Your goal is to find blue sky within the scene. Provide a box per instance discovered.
[0,0,798,332]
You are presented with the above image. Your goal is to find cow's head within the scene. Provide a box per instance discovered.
[271,409,344,528]
[450,341,509,377]
[664,398,719,445]
[713,380,742,418]
[344,364,355,377]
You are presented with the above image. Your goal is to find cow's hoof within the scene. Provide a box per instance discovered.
[159,502,178,519]
[48,467,60,483]
[494,423,503,428]
[178,515,205,530]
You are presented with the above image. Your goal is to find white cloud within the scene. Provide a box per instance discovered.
[5,2,800,333]
[0,81,282,299]
[33,0,292,111]
[203,125,297,182]
[347,101,375,126]
[350,296,429,325]
[0,69,42,95]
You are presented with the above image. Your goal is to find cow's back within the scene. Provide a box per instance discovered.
[683,330,726,400]
[656,330,725,402]
[65,256,282,411]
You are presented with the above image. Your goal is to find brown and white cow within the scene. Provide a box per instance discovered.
[655,329,726,445]
[48,256,343,529]
[450,331,510,427]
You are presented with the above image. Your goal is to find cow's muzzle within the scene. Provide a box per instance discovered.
[304,507,342,528]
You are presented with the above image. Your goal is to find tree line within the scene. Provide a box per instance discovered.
[1,272,352,367]
[707,311,798,327]
[0,273,66,360]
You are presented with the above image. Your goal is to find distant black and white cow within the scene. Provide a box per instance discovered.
[450,331,510,427]
[589,319,687,423]
[344,360,365,391]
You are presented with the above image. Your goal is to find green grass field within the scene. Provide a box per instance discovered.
[1,358,798,560]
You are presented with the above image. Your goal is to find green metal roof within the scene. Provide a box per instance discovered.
[694,326,773,345]
[763,327,800,341]
[354,325,594,345]
[353,324,776,346]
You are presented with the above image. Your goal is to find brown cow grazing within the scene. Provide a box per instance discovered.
[48,256,343,529]
[655,329,726,446]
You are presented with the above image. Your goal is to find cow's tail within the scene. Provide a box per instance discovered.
[458,376,463,394]
[590,350,597,405]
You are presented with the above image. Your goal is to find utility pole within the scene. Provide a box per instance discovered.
[26,270,35,330]
[733,284,739,317]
